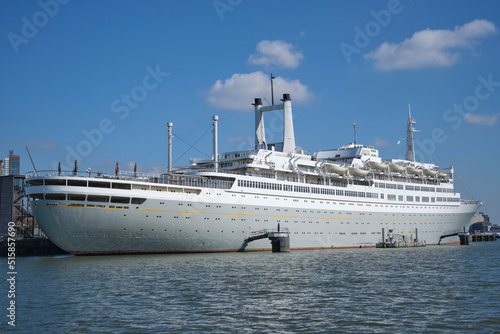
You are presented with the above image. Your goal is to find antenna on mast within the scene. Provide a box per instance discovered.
[270,73,275,106]
[405,104,420,162]
[353,122,357,145]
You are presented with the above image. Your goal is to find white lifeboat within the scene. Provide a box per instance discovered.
[367,161,389,172]
[407,167,423,176]
[388,164,407,174]
[423,169,439,177]
[348,167,370,177]
[323,163,348,176]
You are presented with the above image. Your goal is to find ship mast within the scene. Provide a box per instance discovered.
[213,116,219,172]
[405,104,417,162]
[270,73,275,106]
[167,122,173,173]
[353,122,357,145]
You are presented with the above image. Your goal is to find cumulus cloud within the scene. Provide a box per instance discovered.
[364,19,497,71]
[206,71,313,111]
[374,138,390,147]
[463,112,499,126]
[248,40,304,69]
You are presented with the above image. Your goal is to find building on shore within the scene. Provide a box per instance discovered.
[0,150,20,176]
[469,212,492,234]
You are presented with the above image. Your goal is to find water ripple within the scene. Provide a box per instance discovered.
[10,243,500,333]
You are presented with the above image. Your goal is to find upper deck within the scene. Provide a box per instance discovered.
[25,170,235,190]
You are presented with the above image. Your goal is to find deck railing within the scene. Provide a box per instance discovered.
[25,170,234,190]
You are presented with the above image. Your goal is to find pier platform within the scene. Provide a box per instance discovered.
[376,228,426,248]
[471,233,497,242]
[376,240,426,248]
[0,238,68,257]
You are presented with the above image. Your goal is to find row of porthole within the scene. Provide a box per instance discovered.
[121,228,252,234]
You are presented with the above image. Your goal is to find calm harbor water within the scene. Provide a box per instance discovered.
[5,242,500,333]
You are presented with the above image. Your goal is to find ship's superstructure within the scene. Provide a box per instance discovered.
[25,94,481,254]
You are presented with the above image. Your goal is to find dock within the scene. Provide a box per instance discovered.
[471,233,497,242]
[0,237,67,257]
[376,240,426,248]
[456,232,497,245]
[376,228,426,248]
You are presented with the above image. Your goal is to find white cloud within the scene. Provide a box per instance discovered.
[464,112,499,126]
[122,161,166,174]
[206,71,313,111]
[364,19,497,71]
[248,40,304,69]
[374,138,390,147]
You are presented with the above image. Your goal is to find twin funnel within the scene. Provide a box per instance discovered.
[253,93,295,154]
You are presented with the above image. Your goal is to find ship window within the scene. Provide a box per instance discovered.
[68,179,87,187]
[68,194,86,201]
[27,179,43,186]
[45,179,66,186]
[89,181,111,188]
[30,193,44,200]
[112,183,131,190]
[111,197,130,204]
[131,198,147,204]
[45,193,66,200]
[87,195,109,202]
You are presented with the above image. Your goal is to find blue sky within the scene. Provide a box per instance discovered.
[1,0,499,223]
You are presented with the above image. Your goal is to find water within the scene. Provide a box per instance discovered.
[4,242,500,333]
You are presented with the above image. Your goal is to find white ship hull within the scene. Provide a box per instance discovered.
[27,175,480,254]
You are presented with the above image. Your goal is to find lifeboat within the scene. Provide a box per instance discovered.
[323,163,348,176]
[406,167,423,176]
[367,161,389,172]
[348,167,370,177]
[423,169,439,177]
[388,164,407,174]
[437,172,447,178]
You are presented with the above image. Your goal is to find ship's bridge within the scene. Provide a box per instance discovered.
[315,144,378,163]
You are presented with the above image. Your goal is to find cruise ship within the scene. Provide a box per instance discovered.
[25,93,481,254]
